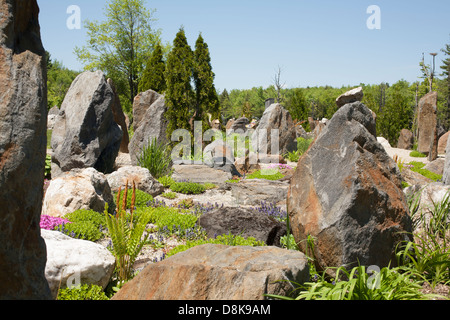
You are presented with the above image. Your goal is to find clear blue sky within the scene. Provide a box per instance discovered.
[37,0,450,91]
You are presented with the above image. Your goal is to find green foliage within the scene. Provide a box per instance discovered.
[164,27,195,138]
[138,42,166,94]
[409,151,427,158]
[57,284,109,300]
[65,209,106,228]
[55,209,106,242]
[74,0,167,107]
[138,206,198,234]
[285,88,310,124]
[267,265,437,300]
[55,220,104,242]
[160,191,178,199]
[167,233,266,258]
[407,161,442,181]
[45,154,51,179]
[170,181,206,194]
[246,169,284,181]
[158,175,176,188]
[193,33,221,128]
[137,137,172,179]
[114,188,154,209]
[104,204,152,282]
[285,137,314,162]
[46,52,79,110]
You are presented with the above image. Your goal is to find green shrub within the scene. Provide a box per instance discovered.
[55,220,104,242]
[409,151,427,158]
[138,137,172,179]
[267,265,440,300]
[170,181,206,194]
[55,209,106,242]
[141,206,198,234]
[246,169,284,181]
[64,209,106,228]
[161,191,178,199]
[407,161,442,181]
[57,284,109,300]
[104,204,152,282]
[114,189,154,209]
[158,175,176,188]
[297,137,313,155]
[167,234,266,258]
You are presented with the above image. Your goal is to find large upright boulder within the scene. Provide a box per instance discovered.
[51,71,123,177]
[0,0,52,299]
[417,91,438,160]
[128,90,169,165]
[287,102,413,275]
[107,78,129,153]
[252,103,297,159]
[397,129,414,150]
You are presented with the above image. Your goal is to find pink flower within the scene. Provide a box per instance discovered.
[40,215,71,230]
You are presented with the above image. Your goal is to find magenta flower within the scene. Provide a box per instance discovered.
[40,215,71,230]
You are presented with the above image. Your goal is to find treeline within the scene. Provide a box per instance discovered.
[219,77,449,146]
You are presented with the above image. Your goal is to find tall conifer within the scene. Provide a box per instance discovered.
[193,33,221,130]
[138,43,166,94]
[164,27,195,139]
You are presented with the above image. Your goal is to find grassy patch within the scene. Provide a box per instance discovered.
[407,161,442,181]
[409,151,427,158]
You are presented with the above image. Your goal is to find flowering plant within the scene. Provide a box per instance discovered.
[40,215,71,230]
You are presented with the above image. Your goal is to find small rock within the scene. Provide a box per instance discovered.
[336,87,364,108]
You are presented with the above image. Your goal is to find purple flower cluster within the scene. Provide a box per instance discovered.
[40,215,72,230]
[252,201,287,222]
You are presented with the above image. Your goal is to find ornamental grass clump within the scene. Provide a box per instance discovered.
[104,181,152,282]
[138,137,172,179]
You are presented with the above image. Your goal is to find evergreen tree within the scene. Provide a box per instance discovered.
[164,27,195,139]
[138,43,166,94]
[285,88,310,130]
[219,89,232,119]
[193,33,220,130]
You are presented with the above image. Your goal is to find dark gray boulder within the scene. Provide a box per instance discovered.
[198,206,287,247]
[287,102,413,275]
[128,90,169,166]
[51,71,123,177]
[0,0,52,299]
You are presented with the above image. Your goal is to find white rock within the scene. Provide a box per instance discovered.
[42,167,115,217]
[106,165,164,196]
[42,229,115,299]
[377,137,392,149]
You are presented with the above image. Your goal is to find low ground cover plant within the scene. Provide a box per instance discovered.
[169,181,206,194]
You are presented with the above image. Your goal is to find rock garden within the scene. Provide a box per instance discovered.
[39,74,450,300]
[1,0,450,302]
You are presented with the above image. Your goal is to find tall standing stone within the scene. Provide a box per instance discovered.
[287,102,412,276]
[107,78,129,153]
[51,71,123,177]
[128,90,169,166]
[0,0,52,299]
[417,92,438,160]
